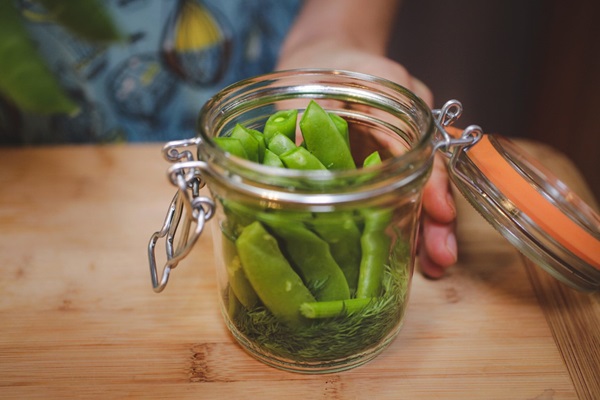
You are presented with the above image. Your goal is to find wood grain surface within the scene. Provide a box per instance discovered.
[0,142,597,399]
[517,140,600,400]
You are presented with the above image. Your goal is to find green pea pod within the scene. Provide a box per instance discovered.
[363,151,382,167]
[356,152,392,298]
[262,149,285,168]
[220,199,255,240]
[328,112,350,149]
[356,208,392,298]
[213,137,249,160]
[279,146,326,170]
[267,132,297,156]
[246,128,266,163]
[263,218,351,301]
[36,0,122,43]
[222,234,259,309]
[310,213,362,293]
[263,109,298,143]
[236,221,315,328]
[300,101,356,170]
[299,297,375,319]
[0,1,78,115]
[230,124,260,162]
[227,286,243,320]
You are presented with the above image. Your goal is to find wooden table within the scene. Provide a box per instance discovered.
[1,141,598,399]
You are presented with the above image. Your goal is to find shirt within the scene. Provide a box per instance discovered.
[3,0,301,144]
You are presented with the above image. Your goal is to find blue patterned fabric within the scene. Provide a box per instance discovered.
[5,0,301,143]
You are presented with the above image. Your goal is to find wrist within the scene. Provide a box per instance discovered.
[281,0,399,59]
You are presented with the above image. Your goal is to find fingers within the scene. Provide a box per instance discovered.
[419,215,457,279]
[422,154,455,224]
[410,76,433,108]
[351,59,433,108]
[278,44,433,109]
[419,154,457,278]
[418,247,445,279]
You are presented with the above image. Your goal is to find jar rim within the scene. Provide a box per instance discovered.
[196,69,436,195]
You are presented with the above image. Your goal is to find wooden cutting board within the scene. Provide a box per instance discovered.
[0,142,598,399]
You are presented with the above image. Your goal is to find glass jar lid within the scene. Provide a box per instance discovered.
[437,104,600,292]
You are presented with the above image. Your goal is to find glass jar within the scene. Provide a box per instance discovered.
[148,69,600,374]
[152,69,436,373]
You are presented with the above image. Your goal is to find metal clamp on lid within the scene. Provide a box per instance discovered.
[432,99,483,156]
[435,101,600,292]
[148,138,215,293]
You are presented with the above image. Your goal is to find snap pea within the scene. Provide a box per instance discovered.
[230,124,260,162]
[356,152,392,298]
[279,146,326,170]
[329,112,350,148]
[262,149,285,168]
[356,208,392,298]
[227,286,243,320]
[222,234,259,308]
[310,213,361,292]
[354,150,383,184]
[220,199,257,240]
[299,100,356,170]
[213,137,249,160]
[299,297,375,319]
[263,109,298,143]
[245,126,267,163]
[363,151,382,167]
[263,218,351,301]
[267,132,297,156]
[236,221,315,328]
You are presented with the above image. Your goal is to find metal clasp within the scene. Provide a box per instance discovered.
[148,138,215,293]
[432,100,484,157]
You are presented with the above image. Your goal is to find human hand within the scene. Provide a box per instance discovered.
[276,40,433,106]
[418,153,457,278]
[276,43,457,279]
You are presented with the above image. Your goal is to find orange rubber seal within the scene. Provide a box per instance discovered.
[449,128,600,269]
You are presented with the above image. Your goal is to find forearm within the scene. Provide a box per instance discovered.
[281,0,401,57]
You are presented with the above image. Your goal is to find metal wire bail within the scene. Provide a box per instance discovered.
[148,138,215,293]
[432,100,483,157]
